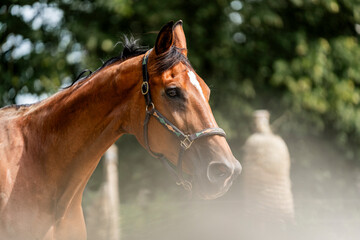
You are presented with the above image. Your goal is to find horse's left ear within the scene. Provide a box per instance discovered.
[155,21,174,55]
[173,20,187,56]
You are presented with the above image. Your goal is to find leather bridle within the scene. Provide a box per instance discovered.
[141,49,227,191]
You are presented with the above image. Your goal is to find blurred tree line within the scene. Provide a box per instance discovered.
[1,0,360,195]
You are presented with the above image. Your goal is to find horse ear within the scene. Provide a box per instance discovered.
[173,20,187,56]
[155,21,174,55]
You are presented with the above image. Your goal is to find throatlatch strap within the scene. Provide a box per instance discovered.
[143,111,163,159]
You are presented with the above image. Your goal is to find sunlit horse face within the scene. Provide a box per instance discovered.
[142,21,241,199]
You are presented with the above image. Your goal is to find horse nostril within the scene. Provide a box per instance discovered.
[207,162,232,183]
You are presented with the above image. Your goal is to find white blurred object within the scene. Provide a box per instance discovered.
[242,110,295,224]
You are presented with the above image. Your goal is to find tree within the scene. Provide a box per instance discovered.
[222,0,360,158]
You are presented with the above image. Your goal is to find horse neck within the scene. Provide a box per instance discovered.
[22,55,144,192]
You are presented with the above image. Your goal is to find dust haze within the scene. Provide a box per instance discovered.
[84,112,360,240]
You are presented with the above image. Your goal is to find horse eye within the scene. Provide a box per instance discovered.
[165,88,178,98]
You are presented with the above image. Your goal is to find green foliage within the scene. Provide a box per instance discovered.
[223,0,360,158]
[1,1,68,104]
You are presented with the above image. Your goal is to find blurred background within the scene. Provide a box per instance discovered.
[1,0,360,239]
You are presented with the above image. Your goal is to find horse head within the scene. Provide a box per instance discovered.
[134,21,241,199]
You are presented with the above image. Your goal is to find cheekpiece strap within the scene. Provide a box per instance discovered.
[141,49,152,106]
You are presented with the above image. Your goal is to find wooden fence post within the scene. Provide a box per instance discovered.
[104,144,121,240]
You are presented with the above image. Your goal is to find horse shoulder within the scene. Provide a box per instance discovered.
[0,108,27,161]
[0,108,28,231]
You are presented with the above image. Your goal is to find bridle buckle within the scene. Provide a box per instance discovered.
[176,180,192,191]
[145,102,155,112]
[141,82,149,95]
[180,136,193,150]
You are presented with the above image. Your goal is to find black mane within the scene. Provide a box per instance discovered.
[101,36,149,69]
[67,36,149,87]
[68,35,191,88]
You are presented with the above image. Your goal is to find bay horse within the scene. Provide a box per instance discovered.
[0,20,241,240]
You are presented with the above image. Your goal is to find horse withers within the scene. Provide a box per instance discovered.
[0,20,241,240]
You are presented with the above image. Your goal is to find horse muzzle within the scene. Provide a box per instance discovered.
[193,156,242,200]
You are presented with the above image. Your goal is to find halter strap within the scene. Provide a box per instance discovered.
[141,49,226,191]
[141,49,152,106]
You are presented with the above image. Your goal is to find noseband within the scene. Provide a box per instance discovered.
[141,49,226,191]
